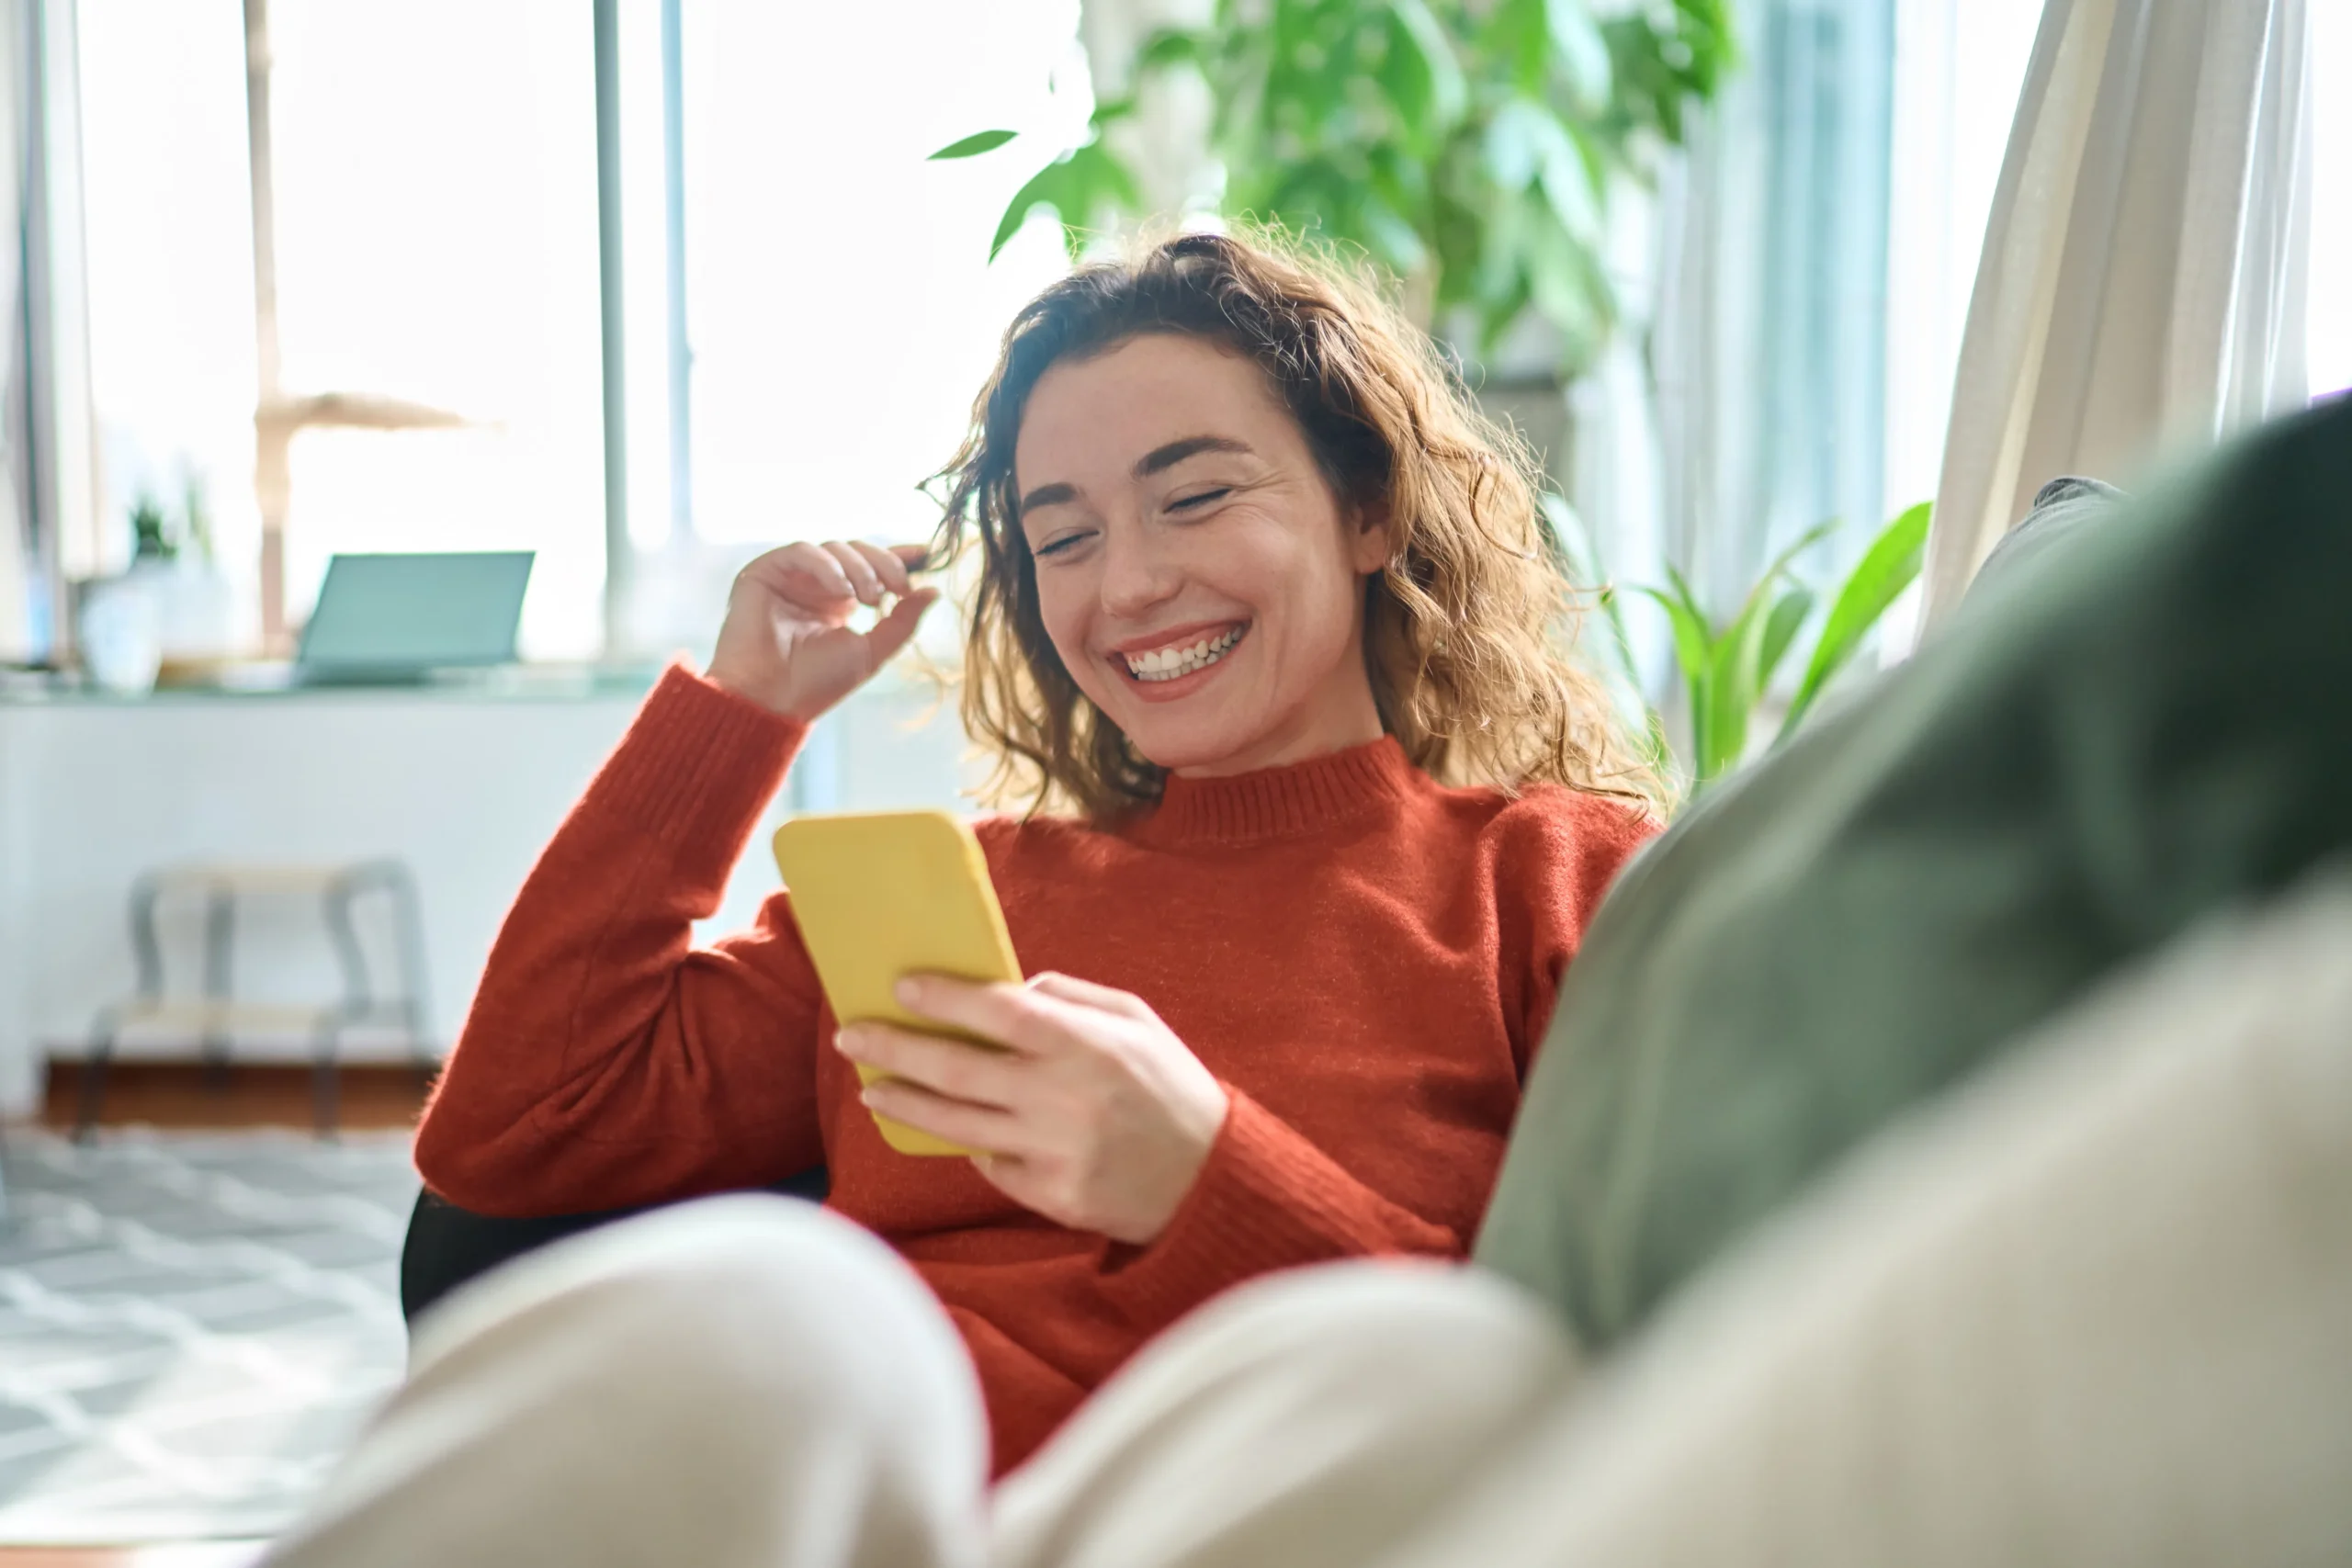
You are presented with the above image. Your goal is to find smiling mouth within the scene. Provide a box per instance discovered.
[1121,625,1248,682]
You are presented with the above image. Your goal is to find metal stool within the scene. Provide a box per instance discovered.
[77,860,434,1141]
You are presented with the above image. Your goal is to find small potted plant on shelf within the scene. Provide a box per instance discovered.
[80,479,241,691]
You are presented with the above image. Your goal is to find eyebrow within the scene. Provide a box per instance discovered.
[1134,434,1252,477]
[1017,434,1255,517]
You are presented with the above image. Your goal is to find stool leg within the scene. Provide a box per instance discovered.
[388,862,436,1088]
[85,874,168,1143]
[77,1011,121,1145]
[321,879,379,1144]
[311,1020,344,1142]
[200,889,236,1091]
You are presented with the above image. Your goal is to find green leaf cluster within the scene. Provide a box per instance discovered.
[931,0,1735,376]
[126,480,216,567]
[1623,500,1930,795]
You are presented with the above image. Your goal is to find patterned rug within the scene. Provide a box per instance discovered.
[0,1127,416,1545]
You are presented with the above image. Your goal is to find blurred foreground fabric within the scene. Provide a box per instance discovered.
[1478,395,2352,1348]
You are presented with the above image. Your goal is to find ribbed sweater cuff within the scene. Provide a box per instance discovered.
[588,663,808,848]
[1095,1089,1377,1330]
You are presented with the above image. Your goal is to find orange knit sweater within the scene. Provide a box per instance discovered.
[415,665,1652,1473]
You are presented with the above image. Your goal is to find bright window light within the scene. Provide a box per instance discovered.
[78,0,1086,661]
[632,0,1084,551]
[2308,0,2349,400]
[79,0,257,605]
[266,0,605,659]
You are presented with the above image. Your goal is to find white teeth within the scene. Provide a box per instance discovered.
[1124,626,1242,682]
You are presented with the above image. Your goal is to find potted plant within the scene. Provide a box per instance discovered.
[118,479,240,677]
[934,0,1732,379]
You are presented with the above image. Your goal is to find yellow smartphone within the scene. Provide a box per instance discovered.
[772,809,1023,1156]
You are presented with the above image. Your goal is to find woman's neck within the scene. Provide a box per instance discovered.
[1168,674,1385,780]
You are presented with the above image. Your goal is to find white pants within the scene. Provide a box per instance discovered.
[268,881,2352,1568]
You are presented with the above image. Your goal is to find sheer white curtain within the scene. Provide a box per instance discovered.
[1920,0,2312,628]
[0,1,28,662]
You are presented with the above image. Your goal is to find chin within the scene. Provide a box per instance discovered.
[1104,703,1264,775]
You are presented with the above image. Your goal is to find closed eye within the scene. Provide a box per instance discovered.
[1169,487,1232,512]
[1034,530,1091,558]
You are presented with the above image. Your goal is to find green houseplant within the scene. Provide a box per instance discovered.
[1548,498,1934,795]
[935,0,1733,376]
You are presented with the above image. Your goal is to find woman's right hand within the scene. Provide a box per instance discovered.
[705,540,939,721]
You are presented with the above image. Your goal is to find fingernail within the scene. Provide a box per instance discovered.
[894,977,920,1007]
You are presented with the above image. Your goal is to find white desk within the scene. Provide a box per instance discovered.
[0,671,970,1115]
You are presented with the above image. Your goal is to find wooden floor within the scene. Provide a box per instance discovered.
[35,1061,430,1134]
[5,1065,426,1563]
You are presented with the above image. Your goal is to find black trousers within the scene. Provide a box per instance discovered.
[399,1165,831,1325]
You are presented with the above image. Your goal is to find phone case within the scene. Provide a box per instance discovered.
[772,810,1023,1156]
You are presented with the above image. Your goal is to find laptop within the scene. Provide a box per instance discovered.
[295,551,536,685]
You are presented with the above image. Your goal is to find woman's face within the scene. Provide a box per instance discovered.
[1013,333,1392,779]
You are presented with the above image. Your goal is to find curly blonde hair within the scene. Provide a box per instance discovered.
[927,229,1662,820]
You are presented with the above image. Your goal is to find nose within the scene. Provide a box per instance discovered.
[1097,521,1182,620]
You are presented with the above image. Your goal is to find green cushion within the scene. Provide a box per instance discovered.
[1475,399,2352,1348]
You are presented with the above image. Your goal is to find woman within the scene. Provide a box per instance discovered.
[412,231,1659,1476]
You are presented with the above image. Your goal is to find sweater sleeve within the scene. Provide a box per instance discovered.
[1502,790,1659,1075]
[1091,1089,1464,1335]
[413,664,830,1216]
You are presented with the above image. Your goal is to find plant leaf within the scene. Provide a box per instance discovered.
[928,129,1018,161]
[989,158,1069,260]
[986,141,1146,262]
[1543,0,1611,103]
[1634,581,1716,780]
[1758,584,1814,688]
[1631,582,1713,687]
[1133,26,1206,76]
[1758,514,1840,587]
[1699,574,1783,784]
[1385,0,1467,131]
[1484,0,1549,95]
[1779,500,1932,741]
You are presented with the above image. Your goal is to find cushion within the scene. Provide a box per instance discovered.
[1474,396,2352,1348]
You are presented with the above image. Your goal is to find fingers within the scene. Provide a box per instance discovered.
[859,1076,1025,1157]
[836,1021,1021,1107]
[860,587,938,670]
[823,540,888,606]
[1025,971,1158,1022]
[847,539,914,598]
[741,539,926,609]
[895,975,1063,1055]
[744,541,856,607]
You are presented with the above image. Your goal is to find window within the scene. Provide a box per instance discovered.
[607,0,1080,651]
[78,0,255,607]
[77,0,1085,662]
[1881,0,2044,516]
[80,0,606,658]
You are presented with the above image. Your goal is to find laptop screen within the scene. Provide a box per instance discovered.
[298,552,536,673]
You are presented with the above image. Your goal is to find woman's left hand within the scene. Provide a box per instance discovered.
[835,973,1230,1245]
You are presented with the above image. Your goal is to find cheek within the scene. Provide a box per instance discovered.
[1031,576,1094,678]
[1259,534,1364,647]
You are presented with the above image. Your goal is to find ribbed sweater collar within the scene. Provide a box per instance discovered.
[1127,735,1420,848]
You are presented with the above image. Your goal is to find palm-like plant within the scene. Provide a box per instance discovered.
[935,0,1733,377]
